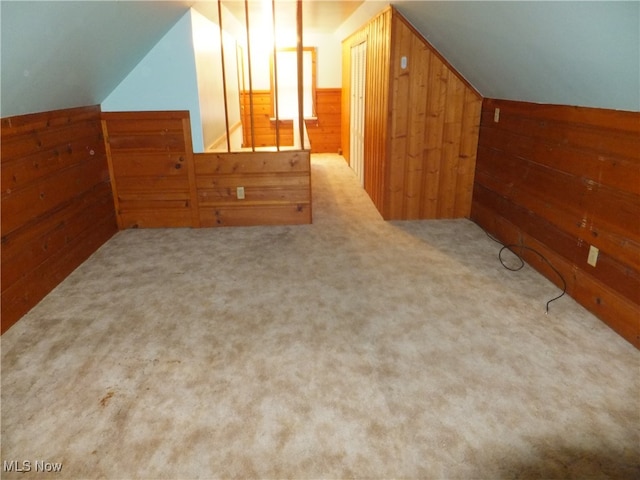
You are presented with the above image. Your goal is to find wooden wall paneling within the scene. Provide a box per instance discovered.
[1,105,117,333]
[102,111,196,228]
[437,74,466,218]
[364,8,392,214]
[1,182,113,289]
[403,35,430,220]
[472,98,640,347]
[241,90,294,148]
[421,53,448,219]
[474,144,640,271]
[305,88,342,153]
[385,11,482,221]
[182,116,201,227]
[194,150,311,227]
[472,184,640,305]
[2,209,117,331]
[2,155,108,235]
[454,89,483,217]
[343,8,481,221]
[199,204,310,227]
[386,14,412,219]
[472,197,640,346]
[241,89,340,153]
[102,118,124,229]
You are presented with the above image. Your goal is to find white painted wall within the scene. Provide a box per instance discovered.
[192,9,243,150]
[242,9,342,90]
[0,1,188,118]
[393,0,640,111]
[192,9,225,150]
[3,1,639,117]
[102,11,205,152]
[305,32,342,88]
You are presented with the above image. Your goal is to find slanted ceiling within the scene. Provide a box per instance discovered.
[0,0,191,117]
[1,1,638,118]
[392,0,640,112]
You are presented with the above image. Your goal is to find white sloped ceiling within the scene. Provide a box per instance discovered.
[390,0,640,112]
[1,0,191,117]
[1,1,638,118]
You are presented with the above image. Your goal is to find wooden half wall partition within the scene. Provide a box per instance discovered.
[472,99,640,348]
[1,105,118,333]
[102,111,199,228]
[195,151,311,227]
[102,110,311,229]
[341,7,483,220]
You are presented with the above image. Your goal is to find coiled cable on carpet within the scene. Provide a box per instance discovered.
[484,231,567,314]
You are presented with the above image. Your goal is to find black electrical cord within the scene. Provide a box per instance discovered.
[485,231,567,314]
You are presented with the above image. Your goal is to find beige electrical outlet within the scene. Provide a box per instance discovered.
[587,245,599,267]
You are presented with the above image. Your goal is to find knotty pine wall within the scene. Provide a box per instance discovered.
[1,105,118,333]
[102,110,311,229]
[386,14,482,219]
[241,90,294,148]
[240,89,341,153]
[341,7,482,220]
[102,111,200,228]
[306,88,342,154]
[472,99,640,348]
[195,151,311,227]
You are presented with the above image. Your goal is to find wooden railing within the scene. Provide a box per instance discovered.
[215,0,307,153]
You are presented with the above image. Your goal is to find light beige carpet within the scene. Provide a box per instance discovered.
[2,154,638,479]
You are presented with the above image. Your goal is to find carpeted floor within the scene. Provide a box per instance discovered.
[2,154,638,479]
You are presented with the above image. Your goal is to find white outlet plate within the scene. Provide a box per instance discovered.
[587,245,599,267]
[236,186,245,200]
[494,108,500,123]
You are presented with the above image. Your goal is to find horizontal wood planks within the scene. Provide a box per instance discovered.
[472,98,640,348]
[1,105,117,333]
[195,151,311,227]
[240,89,341,153]
[305,89,342,153]
[102,111,200,228]
[241,90,294,148]
[103,111,312,229]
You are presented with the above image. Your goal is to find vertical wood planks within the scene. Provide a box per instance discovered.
[1,105,117,333]
[386,12,482,220]
[341,7,482,221]
[472,98,640,348]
